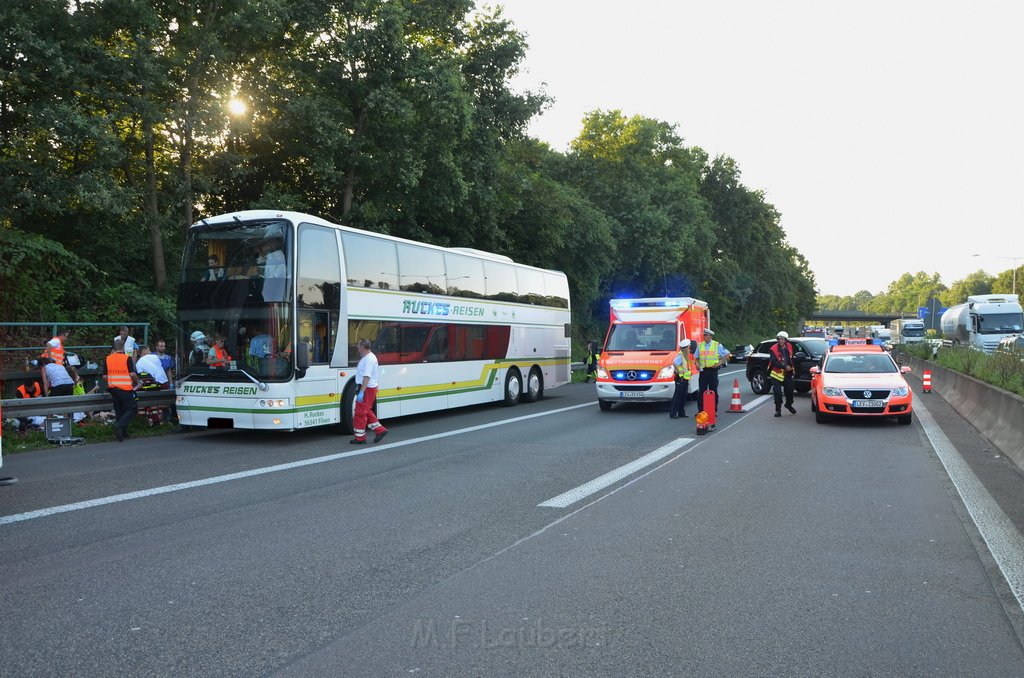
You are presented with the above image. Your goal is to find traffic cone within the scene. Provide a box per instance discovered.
[726,379,744,413]
[922,369,932,393]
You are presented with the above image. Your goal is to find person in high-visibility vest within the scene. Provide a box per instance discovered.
[206,334,233,368]
[769,331,797,417]
[105,337,141,442]
[696,328,731,416]
[45,327,70,366]
[583,341,598,383]
[670,339,695,418]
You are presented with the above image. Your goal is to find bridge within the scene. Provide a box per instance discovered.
[801,310,909,327]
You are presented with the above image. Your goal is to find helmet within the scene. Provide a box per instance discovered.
[679,339,690,349]
[776,331,789,339]
[190,330,206,342]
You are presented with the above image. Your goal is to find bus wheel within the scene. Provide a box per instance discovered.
[339,381,357,434]
[503,368,522,406]
[522,367,544,403]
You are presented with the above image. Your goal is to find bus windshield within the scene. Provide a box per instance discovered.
[178,219,295,380]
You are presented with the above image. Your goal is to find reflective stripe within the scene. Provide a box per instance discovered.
[698,341,721,368]
[49,338,65,365]
[106,353,133,390]
[675,351,692,379]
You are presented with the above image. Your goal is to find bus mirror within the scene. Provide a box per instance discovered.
[296,340,310,369]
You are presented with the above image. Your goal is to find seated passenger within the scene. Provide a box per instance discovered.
[206,334,233,368]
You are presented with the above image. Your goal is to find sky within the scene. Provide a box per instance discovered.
[492,0,1024,297]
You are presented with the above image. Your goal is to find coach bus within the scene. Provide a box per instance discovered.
[175,210,571,432]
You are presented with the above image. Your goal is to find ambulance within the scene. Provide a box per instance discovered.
[595,297,710,410]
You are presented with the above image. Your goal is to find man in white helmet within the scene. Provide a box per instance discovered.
[670,339,696,419]
[189,330,210,366]
[769,331,797,417]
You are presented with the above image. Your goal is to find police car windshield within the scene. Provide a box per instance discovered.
[824,353,897,374]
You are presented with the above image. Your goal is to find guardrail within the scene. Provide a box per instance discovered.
[0,391,175,419]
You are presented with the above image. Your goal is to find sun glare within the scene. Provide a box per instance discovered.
[228,98,248,117]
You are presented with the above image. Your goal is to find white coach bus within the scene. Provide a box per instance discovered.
[175,210,572,432]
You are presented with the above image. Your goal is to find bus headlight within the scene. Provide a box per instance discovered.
[258,399,289,408]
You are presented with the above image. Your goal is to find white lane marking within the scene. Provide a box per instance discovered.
[538,438,694,508]
[743,394,773,410]
[0,402,595,527]
[916,398,1024,611]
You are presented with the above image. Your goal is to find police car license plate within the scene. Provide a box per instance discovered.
[853,399,884,408]
[619,392,644,399]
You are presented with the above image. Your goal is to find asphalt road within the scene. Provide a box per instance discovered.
[2,366,1024,676]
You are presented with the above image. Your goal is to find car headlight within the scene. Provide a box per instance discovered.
[596,367,607,379]
[823,386,843,397]
[891,386,909,397]
[657,366,675,379]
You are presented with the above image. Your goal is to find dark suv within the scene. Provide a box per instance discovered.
[746,337,829,394]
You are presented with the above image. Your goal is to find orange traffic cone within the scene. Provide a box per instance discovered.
[922,369,932,393]
[726,379,744,413]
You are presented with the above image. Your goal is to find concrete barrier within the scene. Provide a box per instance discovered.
[905,355,1024,471]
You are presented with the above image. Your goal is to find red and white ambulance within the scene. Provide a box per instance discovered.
[595,297,710,410]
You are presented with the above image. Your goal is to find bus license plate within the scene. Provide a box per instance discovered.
[853,399,884,408]
[619,392,644,399]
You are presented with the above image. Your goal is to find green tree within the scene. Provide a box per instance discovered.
[942,269,994,305]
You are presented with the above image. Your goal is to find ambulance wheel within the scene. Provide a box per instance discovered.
[503,368,522,406]
[750,368,770,395]
[339,381,357,434]
[598,399,613,411]
[522,367,544,403]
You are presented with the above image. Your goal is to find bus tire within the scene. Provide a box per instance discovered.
[339,380,358,434]
[522,367,544,403]
[503,368,522,406]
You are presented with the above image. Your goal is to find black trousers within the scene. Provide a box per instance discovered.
[773,374,794,410]
[698,368,720,411]
[110,388,138,433]
[670,379,689,417]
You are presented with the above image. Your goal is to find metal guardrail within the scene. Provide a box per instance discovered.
[0,391,175,418]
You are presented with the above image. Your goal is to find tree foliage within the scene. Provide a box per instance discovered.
[1,1,818,357]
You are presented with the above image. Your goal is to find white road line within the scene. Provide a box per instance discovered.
[916,398,1024,610]
[743,394,773,411]
[0,402,595,527]
[538,438,694,508]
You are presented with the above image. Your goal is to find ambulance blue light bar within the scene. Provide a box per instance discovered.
[610,298,691,310]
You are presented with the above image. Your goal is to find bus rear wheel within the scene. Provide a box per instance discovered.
[521,367,544,403]
[503,368,522,406]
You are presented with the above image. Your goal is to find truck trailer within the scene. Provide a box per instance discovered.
[940,294,1023,353]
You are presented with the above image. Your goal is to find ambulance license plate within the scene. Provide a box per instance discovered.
[619,392,644,399]
[853,399,884,408]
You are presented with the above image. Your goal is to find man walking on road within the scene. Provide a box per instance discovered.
[770,331,797,417]
[696,329,731,415]
[350,338,388,445]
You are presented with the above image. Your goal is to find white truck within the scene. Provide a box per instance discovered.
[868,325,892,345]
[940,294,1023,353]
[890,318,926,345]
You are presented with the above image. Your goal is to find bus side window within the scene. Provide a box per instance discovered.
[425,326,448,362]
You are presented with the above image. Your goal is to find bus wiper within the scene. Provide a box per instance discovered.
[237,368,269,391]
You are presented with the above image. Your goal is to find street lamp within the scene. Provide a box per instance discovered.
[973,253,1023,296]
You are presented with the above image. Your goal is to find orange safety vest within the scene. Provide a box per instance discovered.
[48,337,66,365]
[17,382,42,398]
[106,353,134,391]
[208,345,232,367]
